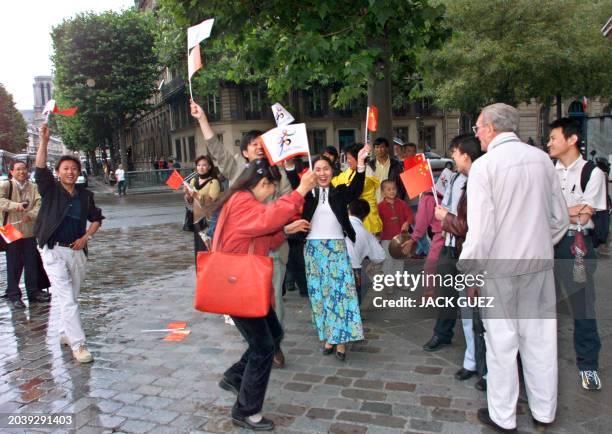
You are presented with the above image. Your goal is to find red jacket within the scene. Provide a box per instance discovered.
[213,190,304,255]
[378,198,414,240]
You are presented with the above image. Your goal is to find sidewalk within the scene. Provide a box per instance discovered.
[0,223,610,433]
[87,176,180,196]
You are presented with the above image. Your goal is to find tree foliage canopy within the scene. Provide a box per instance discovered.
[0,84,28,153]
[157,0,449,107]
[419,0,612,113]
[51,9,159,159]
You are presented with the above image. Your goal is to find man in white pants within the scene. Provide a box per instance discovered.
[458,103,568,432]
[34,124,104,363]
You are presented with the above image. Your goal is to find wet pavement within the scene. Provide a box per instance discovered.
[0,193,610,433]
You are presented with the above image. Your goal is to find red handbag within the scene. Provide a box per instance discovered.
[194,196,273,318]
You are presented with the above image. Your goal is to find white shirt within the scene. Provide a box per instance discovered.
[555,156,607,230]
[115,168,125,182]
[458,132,569,277]
[307,187,345,240]
[346,215,386,268]
[441,173,467,247]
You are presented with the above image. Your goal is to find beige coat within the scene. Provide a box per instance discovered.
[0,180,41,238]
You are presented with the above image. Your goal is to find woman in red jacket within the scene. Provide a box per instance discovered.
[214,159,316,431]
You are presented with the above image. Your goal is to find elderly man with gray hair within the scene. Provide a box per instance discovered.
[458,103,569,433]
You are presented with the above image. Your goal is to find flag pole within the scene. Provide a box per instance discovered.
[364,107,370,145]
[427,160,439,206]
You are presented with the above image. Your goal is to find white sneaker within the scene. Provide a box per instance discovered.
[72,345,94,363]
[580,370,602,390]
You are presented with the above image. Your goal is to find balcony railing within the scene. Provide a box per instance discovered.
[161,77,185,101]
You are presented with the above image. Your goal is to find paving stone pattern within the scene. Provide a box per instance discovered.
[0,223,610,433]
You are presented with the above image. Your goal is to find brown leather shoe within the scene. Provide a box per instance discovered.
[272,348,285,368]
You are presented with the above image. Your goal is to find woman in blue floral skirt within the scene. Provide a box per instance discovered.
[288,144,370,360]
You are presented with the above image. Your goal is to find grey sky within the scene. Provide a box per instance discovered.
[1,0,135,110]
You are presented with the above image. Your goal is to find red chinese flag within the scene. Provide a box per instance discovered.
[0,224,23,244]
[53,106,78,116]
[404,154,425,171]
[165,170,184,190]
[400,160,434,199]
[367,106,378,132]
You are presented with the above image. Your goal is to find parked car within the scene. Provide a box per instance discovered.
[77,170,88,188]
[425,152,454,170]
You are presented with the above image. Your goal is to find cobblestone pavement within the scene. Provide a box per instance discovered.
[0,223,610,433]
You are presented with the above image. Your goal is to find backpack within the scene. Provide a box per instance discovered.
[580,161,611,248]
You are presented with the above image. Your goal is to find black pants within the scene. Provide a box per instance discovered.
[284,238,307,295]
[5,237,50,301]
[433,247,459,342]
[554,234,600,371]
[225,309,283,418]
[117,180,126,195]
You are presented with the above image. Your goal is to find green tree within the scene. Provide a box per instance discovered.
[51,9,159,169]
[419,0,612,116]
[157,0,449,144]
[0,84,28,153]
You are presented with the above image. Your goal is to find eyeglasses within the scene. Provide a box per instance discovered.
[472,123,489,134]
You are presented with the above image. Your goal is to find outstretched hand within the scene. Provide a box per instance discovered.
[190,99,205,120]
[39,123,50,145]
[357,143,371,166]
[296,170,317,196]
[284,219,310,234]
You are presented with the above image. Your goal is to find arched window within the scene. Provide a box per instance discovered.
[568,100,584,117]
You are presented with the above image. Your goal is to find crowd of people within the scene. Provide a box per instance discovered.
[1,101,609,433]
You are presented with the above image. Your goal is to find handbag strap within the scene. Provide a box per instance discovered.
[211,193,256,255]
[2,181,13,226]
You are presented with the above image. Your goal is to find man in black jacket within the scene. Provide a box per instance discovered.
[368,137,405,201]
[35,124,104,364]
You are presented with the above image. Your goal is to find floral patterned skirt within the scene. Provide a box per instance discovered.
[304,239,364,344]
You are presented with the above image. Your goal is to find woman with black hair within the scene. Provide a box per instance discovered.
[289,145,370,361]
[183,155,220,255]
[213,159,316,431]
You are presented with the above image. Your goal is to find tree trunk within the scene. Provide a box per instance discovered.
[555,94,562,120]
[118,123,128,170]
[540,97,552,149]
[367,38,393,155]
[88,149,99,175]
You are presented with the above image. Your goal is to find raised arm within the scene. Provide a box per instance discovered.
[36,124,49,169]
[191,100,240,181]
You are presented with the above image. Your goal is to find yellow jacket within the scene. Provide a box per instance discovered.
[332,168,382,234]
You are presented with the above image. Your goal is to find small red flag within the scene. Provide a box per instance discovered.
[53,106,78,117]
[0,224,23,244]
[404,154,425,171]
[400,159,434,199]
[165,170,184,190]
[367,106,378,132]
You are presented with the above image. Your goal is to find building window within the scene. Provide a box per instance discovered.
[217,134,224,143]
[308,129,327,154]
[392,127,408,143]
[204,94,221,121]
[188,136,196,161]
[423,126,436,149]
[175,138,182,162]
[338,129,355,151]
[243,87,265,120]
[306,88,327,117]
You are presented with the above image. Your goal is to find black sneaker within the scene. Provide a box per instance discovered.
[580,370,602,390]
[477,408,517,433]
[232,414,274,431]
[475,377,487,391]
[219,378,239,395]
[8,299,26,309]
[422,335,451,352]
[454,367,477,381]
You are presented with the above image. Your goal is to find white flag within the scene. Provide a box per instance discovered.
[187,18,215,50]
[271,103,295,127]
[261,123,310,165]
